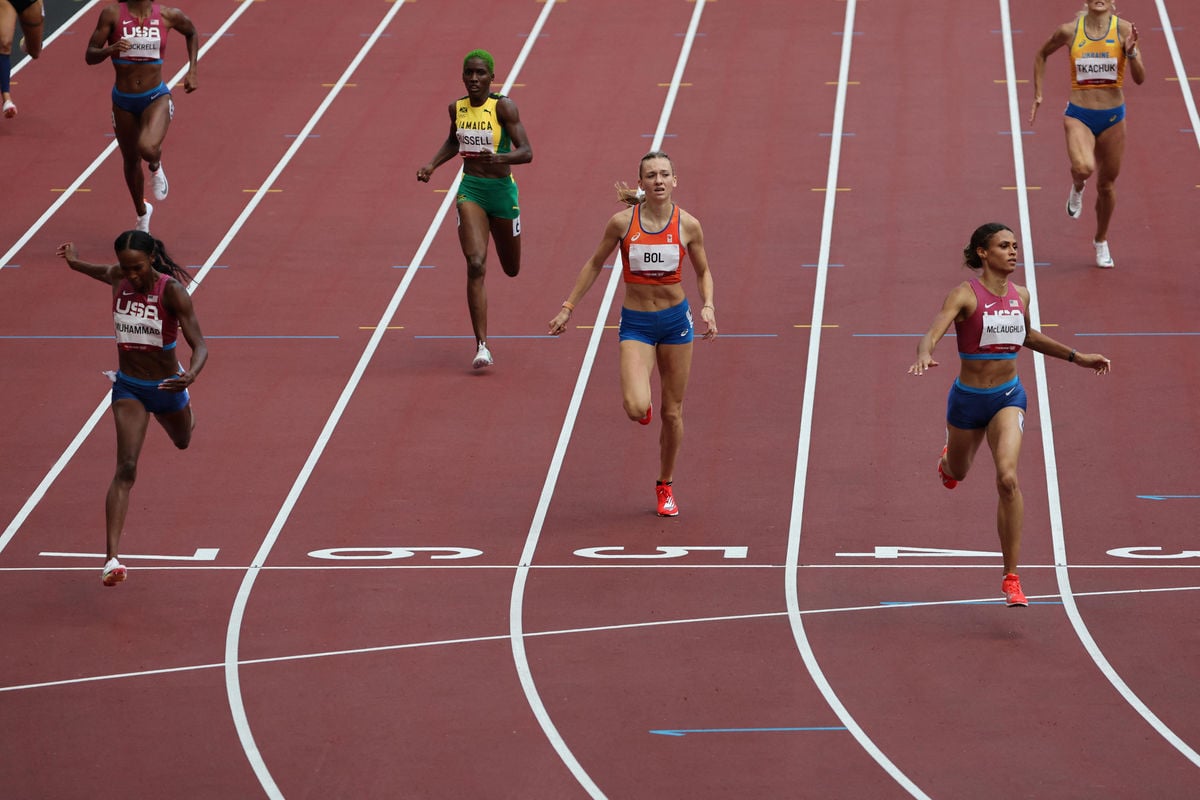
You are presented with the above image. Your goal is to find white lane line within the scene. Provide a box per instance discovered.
[0,0,259,555]
[0,0,255,270]
[782,2,931,798]
[1155,0,1200,152]
[217,4,560,798]
[507,3,706,798]
[999,0,1200,771]
[10,582,1198,695]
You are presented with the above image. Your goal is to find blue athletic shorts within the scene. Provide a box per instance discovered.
[946,376,1027,430]
[112,83,173,117]
[112,371,190,415]
[1064,102,1125,137]
[619,299,694,345]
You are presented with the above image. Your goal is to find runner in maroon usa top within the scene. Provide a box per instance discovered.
[85,1,199,234]
[57,230,207,587]
[908,223,1110,607]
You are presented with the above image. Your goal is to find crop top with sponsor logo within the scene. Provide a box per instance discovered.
[620,204,687,286]
[113,272,179,352]
[1070,14,1126,90]
[955,279,1026,360]
[108,2,168,65]
[455,94,511,156]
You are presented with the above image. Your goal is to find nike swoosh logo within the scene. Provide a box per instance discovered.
[985,302,998,309]
[1005,387,1017,396]
[121,290,135,296]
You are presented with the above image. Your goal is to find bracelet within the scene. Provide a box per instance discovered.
[702,304,714,310]
[1068,348,1076,362]
[561,301,575,311]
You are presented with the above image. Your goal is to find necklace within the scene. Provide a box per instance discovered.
[1085,13,1111,39]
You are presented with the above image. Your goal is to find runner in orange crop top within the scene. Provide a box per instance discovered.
[1030,0,1145,268]
[548,152,716,518]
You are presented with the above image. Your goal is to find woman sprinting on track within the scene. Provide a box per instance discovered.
[1030,0,1144,268]
[1,0,44,118]
[57,231,207,587]
[548,151,717,518]
[85,1,198,234]
[417,49,533,370]
[909,223,1110,606]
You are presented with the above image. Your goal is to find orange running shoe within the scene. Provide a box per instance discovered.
[655,482,678,517]
[937,445,957,489]
[1002,573,1028,607]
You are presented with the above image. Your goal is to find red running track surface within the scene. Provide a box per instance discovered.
[1,1,1198,797]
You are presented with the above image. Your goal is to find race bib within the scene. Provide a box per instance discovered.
[979,308,1026,349]
[628,243,680,276]
[1076,57,1118,85]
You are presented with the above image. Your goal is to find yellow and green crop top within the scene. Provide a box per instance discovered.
[455,94,512,156]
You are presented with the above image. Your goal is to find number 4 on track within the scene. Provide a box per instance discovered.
[835,546,1001,559]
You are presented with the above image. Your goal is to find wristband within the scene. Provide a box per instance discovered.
[562,301,575,311]
[1068,349,1076,362]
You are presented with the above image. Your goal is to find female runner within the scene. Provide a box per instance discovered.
[909,223,1110,606]
[58,230,207,586]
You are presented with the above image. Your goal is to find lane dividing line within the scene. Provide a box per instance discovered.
[0,0,255,269]
[782,2,930,798]
[506,4,705,798]
[215,4,562,798]
[1154,0,1200,152]
[999,0,1200,771]
[11,582,1198,695]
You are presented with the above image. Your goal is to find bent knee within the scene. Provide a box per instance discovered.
[995,471,1020,498]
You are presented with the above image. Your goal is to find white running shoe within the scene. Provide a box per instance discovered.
[136,201,153,233]
[1094,240,1115,269]
[2,99,16,119]
[472,342,494,369]
[101,558,127,587]
[1067,183,1084,219]
[151,163,169,200]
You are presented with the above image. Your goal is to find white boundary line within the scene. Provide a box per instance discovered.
[782,2,930,798]
[13,582,1198,696]
[506,3,706,797]
[1155,0,1200,151]
[0,0,255,270]
[998,0,1200,770]
[219,4,560,797]
[0,1,260,554]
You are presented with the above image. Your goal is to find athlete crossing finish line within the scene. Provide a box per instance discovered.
[417,49,533,370]
[908,223,1110,607]
[57,231,208,586]
[548,152,717,518]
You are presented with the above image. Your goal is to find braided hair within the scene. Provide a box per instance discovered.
[113,230,190,283]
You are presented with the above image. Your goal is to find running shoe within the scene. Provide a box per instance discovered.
[472,342,493,369]
[638,405,653,425]
[101,558,127,587]
[2,99,16,119]
[1066,183,1084,219]
[656,482,679,517]
[136,201,153,234]
[1002,572,1028,607]
[151,163,169,200]
[1093,240,1114,269]
[937,445,958,490]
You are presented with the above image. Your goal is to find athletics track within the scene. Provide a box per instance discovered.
[1,1,1198,797]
